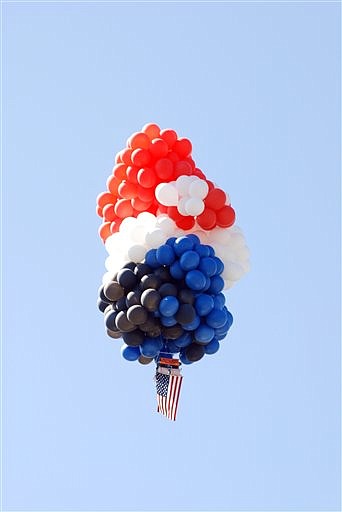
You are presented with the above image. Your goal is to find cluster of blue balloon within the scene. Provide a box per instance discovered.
[98,234,233,365]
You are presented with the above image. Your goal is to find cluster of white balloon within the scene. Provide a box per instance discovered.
[155,176,210,216]
[103,211,250,290]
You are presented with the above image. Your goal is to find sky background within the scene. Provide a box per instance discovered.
[2,1,341,511]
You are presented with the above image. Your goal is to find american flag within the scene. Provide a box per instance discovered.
[156,369,183,421]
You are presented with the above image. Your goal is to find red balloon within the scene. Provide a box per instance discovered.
[142,123,160,140]
[121,148,133,165]
[205,188,226,210]
[131,148,151,167]
[149,138,169,159]
[206,180,215,191]
[137,167,156,188]
[155,158,174,180]
[99,222,111,241]
[137,185,154,202]
[128,132,150,150]
[160,129,177,148]
[176,215,195,230]
[193,168,206,180]
[157,204,168,214]
[216,205,235,228]
[106,175,120,196]
[168,151,180,164]
[126,166,139,184]
[118,181,138,199]
[97,191,115,208]
[110,219,122,234]
[114,198,134,218]
[102,204,117,222]
[167,206,179,221]
[131,197,153,212]
[174,160,192,177]
[173,138,192,158]
[197,208,217,230]
[185,157,196,170]
[113,163,127,180]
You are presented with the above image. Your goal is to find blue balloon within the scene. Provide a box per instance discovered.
[198,257,217,277]
[173,236,194,256]
[206,308,228,328]
[216,333,227,340]
[141,337,163,358]
[193,243,210,257]
[170,260,185,280]
[205,245,215,257]
[121,344,141,361]
[195,294,215,316]
[204,338,220,354]
[145,249,160,269]
[165,340,180,353]
[186,234,201,245]
[174,332,192,348]
[215,310,233,336]
[166,236,177,247]
[213,293,226,310]
[185,270,207,291]
[179,250,200,271]
[156,244,176,266]
[203,276,211,291]
[213,256,224,275]
[160,315,177,326]
[179,350,193,365]
[182,315,201,331]
[159,296,180,317]
[208,275,225,294]
[194,324,215,344]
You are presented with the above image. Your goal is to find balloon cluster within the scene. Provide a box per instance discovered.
[98,235,233,364]
[97,123,250,364]
[97,123,236,240]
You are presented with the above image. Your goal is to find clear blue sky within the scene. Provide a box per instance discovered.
[3,2,340,511]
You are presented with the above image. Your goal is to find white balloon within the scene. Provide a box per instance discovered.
[175,175,193,196]
[137,212,156,227]
[189,178,209,199]
[155,183,178,206]
[105,233,123,254]
[128,226,145,245]
[102,271,115,285]
[210,228,231,244]
[225,262,245,281]
[145,228,166,248]
[185,197,204,216]
[224,279,233,289]
[235,245,250,261]
[127,244,146,262]
[231,232,246,248]
[177,197,189,216]
[156,215,176,235]
[240,259,251,273]
[120,216,137,233]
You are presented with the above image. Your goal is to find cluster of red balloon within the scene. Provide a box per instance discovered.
[98,234,233,364]
[96,123,235,241]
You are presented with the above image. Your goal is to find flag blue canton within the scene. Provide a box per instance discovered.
[156,373,169,397]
